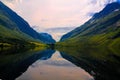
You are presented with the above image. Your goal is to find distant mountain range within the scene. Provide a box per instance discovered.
[39,33,55,44]
[0,1,55,46]
[59,2,120,49]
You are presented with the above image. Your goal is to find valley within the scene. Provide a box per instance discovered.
[0,1,120,80]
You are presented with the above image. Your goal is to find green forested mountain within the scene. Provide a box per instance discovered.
[0,2,42,46]
[59,2,120,50]
[57,3,120,79]
[0,1,55,47]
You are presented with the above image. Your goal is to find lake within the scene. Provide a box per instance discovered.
[0,47,120,80]
[16,51,94,80]
[0,49,94,80]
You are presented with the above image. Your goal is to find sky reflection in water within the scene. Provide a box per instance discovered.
[16,51,94,80]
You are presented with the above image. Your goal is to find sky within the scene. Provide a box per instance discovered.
[1,0,118,41]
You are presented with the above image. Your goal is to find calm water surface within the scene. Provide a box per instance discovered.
[16,51,94,80]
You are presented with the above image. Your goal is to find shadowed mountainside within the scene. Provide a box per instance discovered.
[0,1,55,46]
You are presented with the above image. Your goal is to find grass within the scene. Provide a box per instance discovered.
[56,27,120,60]
[56,11,120,55]
[0,11,46,48]
[0,24,47,49]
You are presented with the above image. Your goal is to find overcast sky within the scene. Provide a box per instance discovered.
[1,0,118,41]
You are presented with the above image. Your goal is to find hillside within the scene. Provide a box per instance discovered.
[0,1,55,47]
[0,1,55,45]
[57,3,120,80]
[59,2,120,50]
[39,33,56,44]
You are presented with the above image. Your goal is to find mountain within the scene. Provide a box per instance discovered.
[93,2,120,19]
[39,33,56,44]
[59,2,120,49]
[57,2,120,80]
[0,1,55,46]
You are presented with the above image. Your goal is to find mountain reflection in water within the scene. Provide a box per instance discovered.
[57,47,120,80]
[1,46,119,80]
[0,49,55,80]
[16,51,94,80]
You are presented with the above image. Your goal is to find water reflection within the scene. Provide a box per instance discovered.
[0,49,55,80]
[57,47,120,80]
[16,51,94,80]
[1,46,119,80]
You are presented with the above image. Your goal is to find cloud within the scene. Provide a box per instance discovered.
[5,0,15,1]
[1,0,22,3]
[45,27,75,33]
[44,27,75,41]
